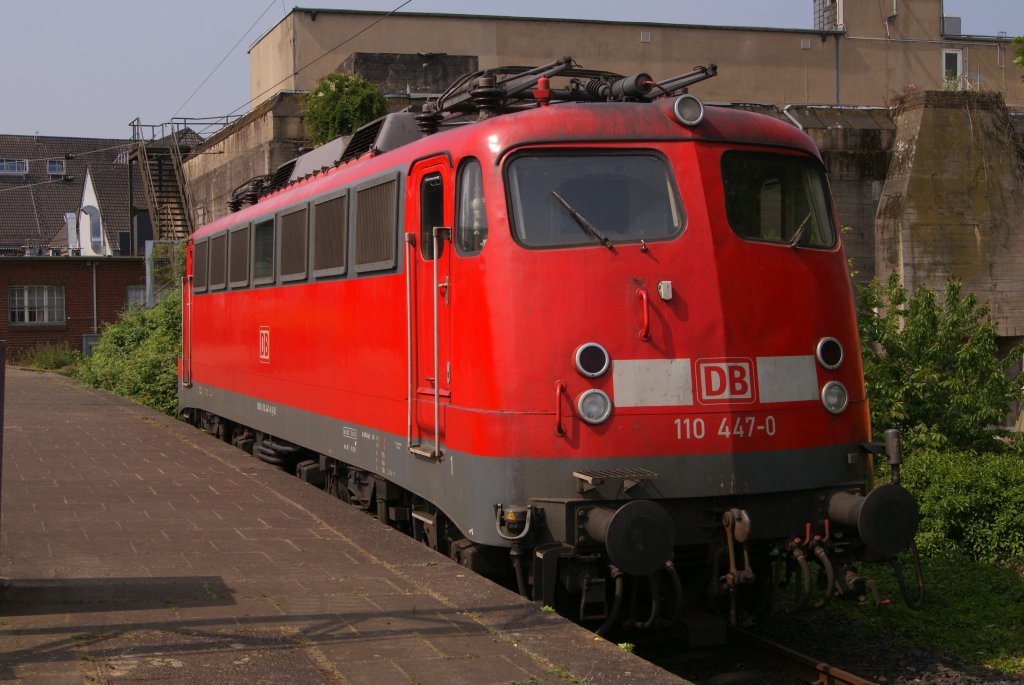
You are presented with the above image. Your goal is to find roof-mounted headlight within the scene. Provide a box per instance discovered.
[577,389,613,425]
[673,94,705,127]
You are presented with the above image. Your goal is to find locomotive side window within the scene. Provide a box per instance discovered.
[456,159,487,255]
[354,177,399,273]
[279,207,308,282]
[506,152,683,248]
[193,239,208,293]
[209,233,228,291]
[419,173,445,260]
[313,193,348,277]
[721,152,836,248]
[253,218,275,284]
[228,226,250,288]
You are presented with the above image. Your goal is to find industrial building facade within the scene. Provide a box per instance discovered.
[248,0,1023,111]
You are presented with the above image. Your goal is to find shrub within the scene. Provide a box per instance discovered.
[902,447,1024,565]
[78,289,181,415]
[857,273,1023,451]
[303,72,389,146]
[12,342,82,372]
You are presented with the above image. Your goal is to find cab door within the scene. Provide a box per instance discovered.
[407,157,453,458]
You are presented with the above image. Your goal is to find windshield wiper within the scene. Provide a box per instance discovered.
[789,212,813,248]
[551,191,613,250]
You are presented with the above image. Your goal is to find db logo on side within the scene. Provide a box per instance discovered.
[258,326,271,364]
[696,358,755,404]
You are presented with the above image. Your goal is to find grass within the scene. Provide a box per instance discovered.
[831,551,1024,675]
[10,342,82,373]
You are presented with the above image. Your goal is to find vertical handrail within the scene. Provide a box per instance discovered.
[404,234,415,451]
[181,275,193,387]
[432,227,442,458]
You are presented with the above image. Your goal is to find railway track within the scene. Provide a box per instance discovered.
[725,626,876,685]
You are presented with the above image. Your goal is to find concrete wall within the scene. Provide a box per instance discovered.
[0,258,145,357]
[183,93,307,227]
[875,91,1024,337]
[248,2,1024,111]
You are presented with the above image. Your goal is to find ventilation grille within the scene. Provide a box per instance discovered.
[340,119,385,164]
[355,179,397,270]
[193,240,208,290]
[229,226,250,285]
[209,234,227,289]
[314,195,348,273]
[280,209,308,278]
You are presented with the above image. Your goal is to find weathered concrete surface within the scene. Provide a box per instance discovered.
[0,368,686,684]
[875,90,1024,337]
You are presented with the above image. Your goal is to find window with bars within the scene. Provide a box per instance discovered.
[8,286,65,324]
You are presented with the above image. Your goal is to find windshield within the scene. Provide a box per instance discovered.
[721,151,836,248]
[506,152,684,248]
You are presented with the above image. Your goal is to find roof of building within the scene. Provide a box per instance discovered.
[0,135,141,252]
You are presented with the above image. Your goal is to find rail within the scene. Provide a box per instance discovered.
[728,627,877,685]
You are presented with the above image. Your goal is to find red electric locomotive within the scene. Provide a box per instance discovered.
[179,59,922,638]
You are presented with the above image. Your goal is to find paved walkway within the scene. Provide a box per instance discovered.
[0,368,686,684]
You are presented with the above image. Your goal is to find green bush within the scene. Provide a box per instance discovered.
[304,72,389,146]
[78,289,181,415]
[857,273,1023,451]
[902,447,1024,565]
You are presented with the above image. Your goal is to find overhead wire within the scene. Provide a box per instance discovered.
[226,0,414,119]
[171,0,279,119]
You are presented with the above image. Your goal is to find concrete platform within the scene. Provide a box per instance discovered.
[0,368,688,684]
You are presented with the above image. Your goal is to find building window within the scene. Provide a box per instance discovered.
[126,285,146,308]
[943,49,963,90]
[0,159,28,175]
[8,286,65,324]
[47,159,66,177]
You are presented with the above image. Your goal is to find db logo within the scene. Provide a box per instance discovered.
[696,358,756,404]
[258,327,271,363]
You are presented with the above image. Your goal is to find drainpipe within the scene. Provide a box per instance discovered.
[92,261,98,334]
[834,34,842,104]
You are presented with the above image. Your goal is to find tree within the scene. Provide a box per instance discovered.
[857,274,1023,451]
[1014,37,1024,73]
[303,73,389,146]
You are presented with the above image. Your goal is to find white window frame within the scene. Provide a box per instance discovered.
[8,285,66,325]
[0,159,28,175]
[47,159,66,177]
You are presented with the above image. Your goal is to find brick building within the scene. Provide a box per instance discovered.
[2,257,145,358]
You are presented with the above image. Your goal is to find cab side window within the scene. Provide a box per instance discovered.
[456,159,488,255]
[419,173,445,260]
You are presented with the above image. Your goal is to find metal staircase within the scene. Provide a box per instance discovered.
[129,118,213,241]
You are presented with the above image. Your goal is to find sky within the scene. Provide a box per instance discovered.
[4,0,1022,140]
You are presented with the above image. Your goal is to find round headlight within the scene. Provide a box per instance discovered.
[816,337,844,370]
[577,389,613,425]
[575,343,610,378]
[821,381,849,414]
[673,94,705,126]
